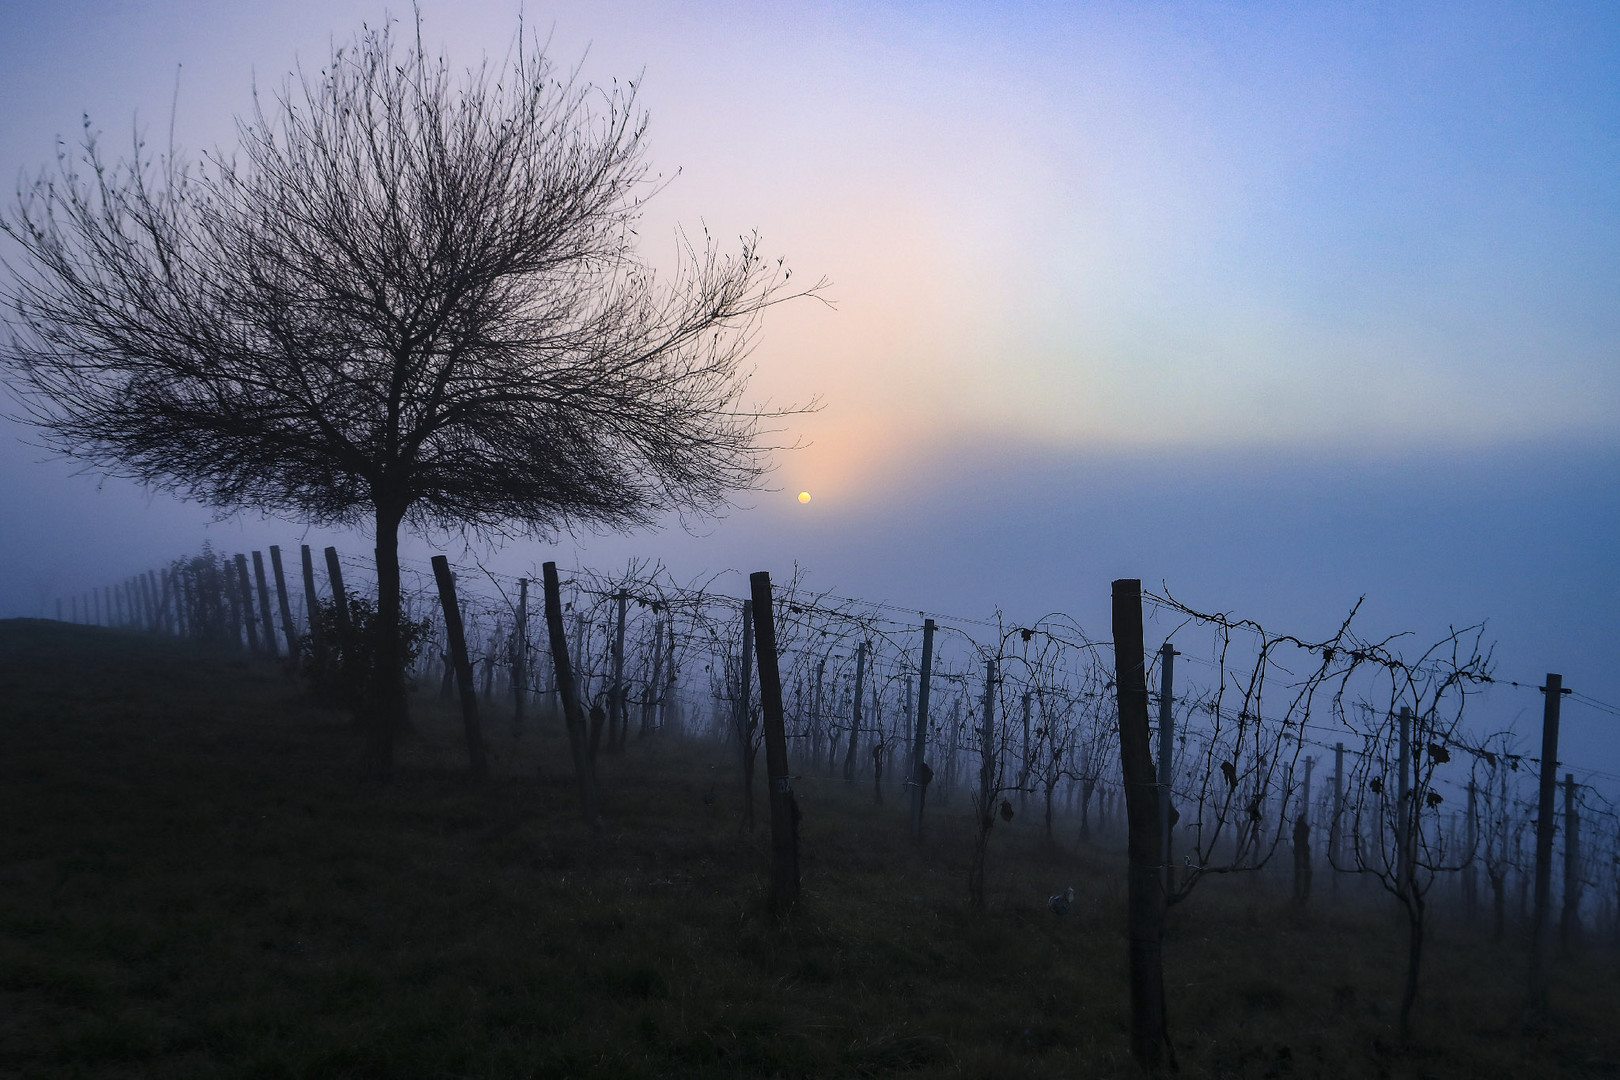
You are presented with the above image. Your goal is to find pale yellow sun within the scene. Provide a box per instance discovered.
[798,491,812,504]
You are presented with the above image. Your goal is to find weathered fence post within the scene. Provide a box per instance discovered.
[1529,673,1565,1020]
[542,561,599,825]
[843,641,867,781]
[323,547,351,636]
[909,619,936,844]
[642,618,663,738]
[432,556,488,779]
[251,551,278,656]
[300,546,324,663]
[1112,578,1167,1071]
[269,546,299,659]
[135,573,154,631]
[750,571,800,915]
[1561,772,1581,955]
[513,578,529,734]
[233,554,261,653]
[147,570,165,633]
[610,588,627,751]
[811,653,827,769]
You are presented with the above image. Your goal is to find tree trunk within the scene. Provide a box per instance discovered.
[1490,872,1506,942]
[371,501,409,781]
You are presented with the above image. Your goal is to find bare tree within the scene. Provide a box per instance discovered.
[1,16,821,775]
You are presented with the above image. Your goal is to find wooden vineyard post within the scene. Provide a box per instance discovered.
[323,547,351,636]
[1529,673,1566,1021]
[750,571,800,915]
[269,546,299,658]
[910,619,936,844]
[542,561,600,825]
[147,570,165,633]
[642,618,663,738]
[610,589,627,752]
[811,654,827,768]
[1112,578,1168,1071]
[251,551,278,656]
[663,620,679,735]
[169,569,187,638]
[513,578,529,733]
[300,546,325,665]
[1561,773,1580,956]
[872,670,885,805]
[233,555,261,653]
[843,641,866,781]
[431,556,488,779]
[135,573,154,631]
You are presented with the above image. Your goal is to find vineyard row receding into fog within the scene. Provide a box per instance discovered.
[47,540,1620,1056]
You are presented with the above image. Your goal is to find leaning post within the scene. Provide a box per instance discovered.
[1113,578,1167,1071]
[750,571,800,914]
[542,561,600,825]
[323,547,352,636]
[251,552,278,656]
[233,554,262,654]
[269,546,299,659]
[432,556,488,779]
[909,619,936,844]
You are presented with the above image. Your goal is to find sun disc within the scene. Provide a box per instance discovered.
[798,491,811,504]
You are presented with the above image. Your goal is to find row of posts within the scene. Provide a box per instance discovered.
[59,544,354,661]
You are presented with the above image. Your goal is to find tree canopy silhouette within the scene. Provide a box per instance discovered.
[0,16,821,776]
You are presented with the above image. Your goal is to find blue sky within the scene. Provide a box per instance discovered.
[1,2,1617,786]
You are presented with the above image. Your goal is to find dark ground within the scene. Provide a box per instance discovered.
[0,619,1615,1078]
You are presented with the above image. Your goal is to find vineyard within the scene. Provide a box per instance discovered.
[13,542,1620,1076]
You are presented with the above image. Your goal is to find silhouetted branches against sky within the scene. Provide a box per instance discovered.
[0,13,826,539]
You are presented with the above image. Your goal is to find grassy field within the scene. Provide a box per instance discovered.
[1,618,1615,1079]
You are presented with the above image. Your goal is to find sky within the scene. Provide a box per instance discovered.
[1,2,1617,789]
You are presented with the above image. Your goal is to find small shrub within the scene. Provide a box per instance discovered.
[297,593,431,714]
